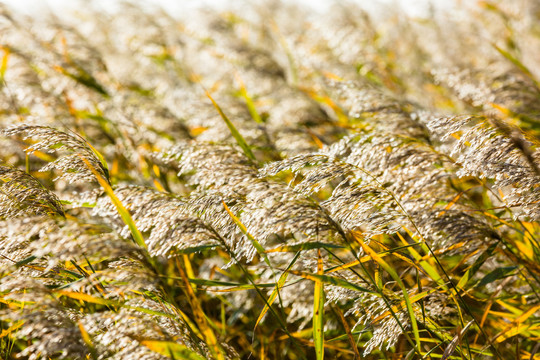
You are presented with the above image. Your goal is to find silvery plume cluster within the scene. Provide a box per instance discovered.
[0,0,539,359]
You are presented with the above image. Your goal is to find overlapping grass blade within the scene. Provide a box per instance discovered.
[313,249,325,360]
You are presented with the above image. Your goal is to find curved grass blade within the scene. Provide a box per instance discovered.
[234,73,263,124]
[141,340,206,360]
[474,266,518,289]
[456,243,497,291]
[313,249,324,360]
[206,90,256,162]
[492,303,540,343]
[373,288,438,323]
[325,243,420,273]
[354,235,421,352]
[331,306,360,359]
[81,156,147,250]
[223,201,271,267]
[188,278,243,287]
[255,252,301,329]
[0,46,9,83]
[56,290,117,306]
[54,64,109,97]
[177,258,226,360]
[441,321,474,360]
[78,321,97,360]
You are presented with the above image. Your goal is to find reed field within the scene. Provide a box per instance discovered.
[0,0,539,358]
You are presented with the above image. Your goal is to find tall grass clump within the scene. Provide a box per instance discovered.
[0,0,540,358]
